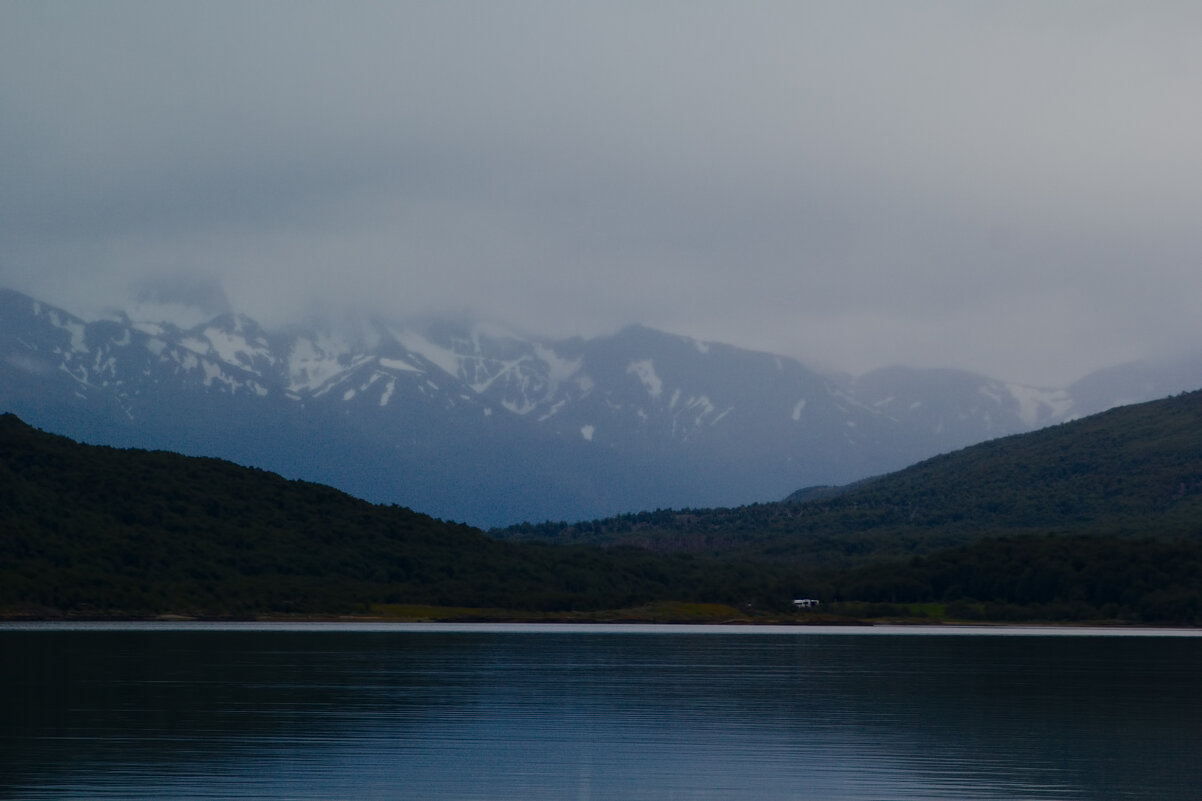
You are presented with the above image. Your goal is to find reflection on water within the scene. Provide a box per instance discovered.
[2,624,1200,800]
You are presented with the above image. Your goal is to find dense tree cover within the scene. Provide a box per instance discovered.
[496,391,1202,565]
[5,398,1202,624]
[0,415,799,616]
[817,535,1202,624]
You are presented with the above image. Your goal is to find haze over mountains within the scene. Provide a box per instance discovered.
[3,285,1201,527]
[6,379,1202,623]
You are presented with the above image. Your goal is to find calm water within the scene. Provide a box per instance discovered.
[2,623,1200,800]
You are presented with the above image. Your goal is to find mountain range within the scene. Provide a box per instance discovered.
[3,286,1201,527]
[497,388,1202,563]
[5,388,1202,623]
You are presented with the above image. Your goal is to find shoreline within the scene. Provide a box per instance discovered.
[1,606,1194,630]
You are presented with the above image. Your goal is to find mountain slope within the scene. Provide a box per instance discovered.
[4,286,1201,526]
[5,411,1200,623]
[496,390,1202,565]
[0,414,796,616]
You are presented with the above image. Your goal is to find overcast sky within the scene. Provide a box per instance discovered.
[3,2,1201,385]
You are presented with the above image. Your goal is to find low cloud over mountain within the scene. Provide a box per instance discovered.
[3,287,1200,527]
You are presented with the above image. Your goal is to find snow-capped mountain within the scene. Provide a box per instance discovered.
[3,287,1198,527]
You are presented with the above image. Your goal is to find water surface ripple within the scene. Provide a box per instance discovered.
[2,624,1199,800]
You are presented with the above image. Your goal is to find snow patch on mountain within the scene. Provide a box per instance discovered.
[395,329,461,377]
[832,389,881,416]
[92,354,117,380]
[533,344,583,391]
[51,313,88,353]
[466,356,528,395]
[180,336,209,355]
[288,338,337,391]
[287,334,372,394]
[379,379,396,406]
[202,360,230,389]
[500,398,535,415]
[131,321,167,337]
[59,362,86,385]
[379,357,421,373]
[1006,384,1074,427]
[627,359,664,399]
[684,395,715,423]
[202,320,273,371]
[538,399,567,421]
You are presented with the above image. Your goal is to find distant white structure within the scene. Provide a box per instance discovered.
[792,598,820,609]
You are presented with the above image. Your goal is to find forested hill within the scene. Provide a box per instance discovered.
[0,414,794,617]
[496,390,1202,564]
[5,410,1202,624]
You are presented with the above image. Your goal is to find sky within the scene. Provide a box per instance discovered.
[2,1,1201,386]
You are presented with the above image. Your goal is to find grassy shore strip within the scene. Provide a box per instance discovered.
[0,601,852,625]
[360,601,774,624]
[0,600,1163,626]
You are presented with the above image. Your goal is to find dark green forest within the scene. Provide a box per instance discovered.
[4,389,1202,624]
[0,414,798,617]
[814,535,1202,623]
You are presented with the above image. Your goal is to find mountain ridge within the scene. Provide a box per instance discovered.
[5,392,1202,623]
[3,285,1201,526]
[0,412,795,617]
[496,389,1202,567]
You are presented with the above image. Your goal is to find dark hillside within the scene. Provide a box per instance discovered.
[4,412,1200,623]
[0,414,794,617]
[496,390,1202,564]
[825,534,1202,623]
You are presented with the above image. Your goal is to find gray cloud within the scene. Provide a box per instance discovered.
[3,1,1201,385]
